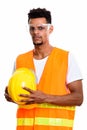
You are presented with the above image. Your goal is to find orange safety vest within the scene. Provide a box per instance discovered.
[16,47,75,130]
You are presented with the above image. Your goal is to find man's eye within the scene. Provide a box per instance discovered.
[38,26,45,30]
[30,27,35,31]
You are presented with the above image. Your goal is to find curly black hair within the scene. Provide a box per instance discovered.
[28,8,52,24]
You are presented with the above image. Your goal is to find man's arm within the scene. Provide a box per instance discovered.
[45,80,83,106]
[19,79,83,106]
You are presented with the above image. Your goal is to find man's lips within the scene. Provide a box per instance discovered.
[33,36,41,40]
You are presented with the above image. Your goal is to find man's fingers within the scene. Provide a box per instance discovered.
[19,93,30,97]
[22,86,34,93]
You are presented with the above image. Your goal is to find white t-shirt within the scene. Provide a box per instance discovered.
[33,52,82,84]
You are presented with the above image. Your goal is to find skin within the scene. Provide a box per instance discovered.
[4,18,83,106]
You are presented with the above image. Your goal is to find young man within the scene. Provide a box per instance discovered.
[5,8,83,130]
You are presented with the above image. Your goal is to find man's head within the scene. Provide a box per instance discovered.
[27,8,53,46]
[28,8,52,24]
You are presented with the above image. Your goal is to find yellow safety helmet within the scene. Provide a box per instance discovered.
[8,67,36,105]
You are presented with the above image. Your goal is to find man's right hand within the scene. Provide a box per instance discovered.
[4,86,15,103]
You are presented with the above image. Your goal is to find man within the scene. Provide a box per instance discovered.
[5,8,83,130]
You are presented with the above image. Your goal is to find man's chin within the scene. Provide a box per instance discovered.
[33,42,43,46]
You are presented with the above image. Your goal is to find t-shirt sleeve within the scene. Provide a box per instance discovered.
[12,61,16,74]
[66,52,83,84]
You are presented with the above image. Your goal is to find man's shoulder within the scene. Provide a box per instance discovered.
[17,50,33,57]
[54,47,69,54]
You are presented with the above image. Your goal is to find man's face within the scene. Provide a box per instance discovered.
[28,18,52,46]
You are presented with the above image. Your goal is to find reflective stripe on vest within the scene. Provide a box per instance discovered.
[38,103,75,110]
[17,118,33,126]
[17,117,74,127]
[19,103,75,111]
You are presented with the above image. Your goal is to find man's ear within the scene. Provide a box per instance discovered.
[49,25,54,34]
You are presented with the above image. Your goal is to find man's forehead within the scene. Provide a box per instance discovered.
[29,17,47,24]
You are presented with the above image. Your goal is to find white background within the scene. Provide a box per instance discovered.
[0,0,87,129]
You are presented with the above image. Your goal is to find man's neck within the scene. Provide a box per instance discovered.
[33,44,53,60]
